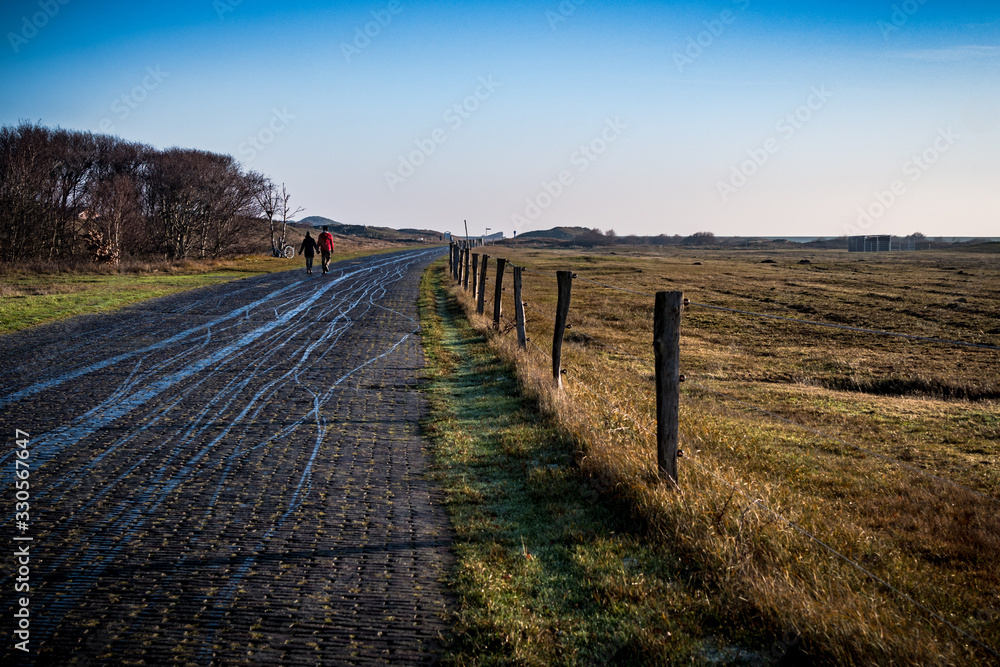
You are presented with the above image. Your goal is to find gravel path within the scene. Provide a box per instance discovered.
[1,248,454,665]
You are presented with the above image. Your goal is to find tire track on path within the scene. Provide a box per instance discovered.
[1,248,454,665]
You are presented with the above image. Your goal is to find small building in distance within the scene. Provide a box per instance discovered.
[848,235,918,252]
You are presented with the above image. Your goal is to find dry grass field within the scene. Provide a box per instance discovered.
[448,244,999,665]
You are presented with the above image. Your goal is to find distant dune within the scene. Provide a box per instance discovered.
[291,217,445,244]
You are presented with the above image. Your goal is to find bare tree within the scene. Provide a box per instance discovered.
[577,228,607,248]
[145,148,239,260]
[206,158,264,258]
[683,231,716,246]
[85,136,149,264]
[1,121,284,263]
[0,122,51,261]
[274,182,304,255]
[249,174,283,255]
[46,128,96,258]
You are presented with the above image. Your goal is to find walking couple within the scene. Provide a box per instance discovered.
[299,225,335,274]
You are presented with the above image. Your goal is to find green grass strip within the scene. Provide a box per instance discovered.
[0,271,264,335]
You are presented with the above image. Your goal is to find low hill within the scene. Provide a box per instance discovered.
[297,215,344,227]
[292,217,445,243]
[948,241,1000,253]
[515,226,592,240]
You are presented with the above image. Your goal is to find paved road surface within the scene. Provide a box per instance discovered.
[1,248,454,665]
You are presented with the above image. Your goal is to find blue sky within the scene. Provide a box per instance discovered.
[2,0,998,238]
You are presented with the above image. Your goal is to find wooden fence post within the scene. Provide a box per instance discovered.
[493,258,506,329]
[654,291,683,486]
[448,242,453,275]
[513,266,527,349]
[471,253,479,296]
[477,254,489,315]
[453,244,461,281]
[552,270,573,388]
[463,247,471,290]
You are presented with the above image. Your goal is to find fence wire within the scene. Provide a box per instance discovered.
[452,256,998,503]
[445,249,1000,657]
[556,264,1000,352]
[547,311,998,505]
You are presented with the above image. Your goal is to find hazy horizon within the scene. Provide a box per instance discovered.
[2,1,997,240]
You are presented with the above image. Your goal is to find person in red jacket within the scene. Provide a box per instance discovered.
[317,225,335,274]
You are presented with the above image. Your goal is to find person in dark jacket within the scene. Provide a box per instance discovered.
[299,231,320,275]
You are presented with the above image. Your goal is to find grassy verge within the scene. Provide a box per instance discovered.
[442,245,998,665]
[0,247,432,335]
[418,261,800,666]
[1,270,259,334]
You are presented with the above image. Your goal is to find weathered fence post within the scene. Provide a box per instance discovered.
[477,255,489,315]
[493,258,506,329]
[654,291,683,486]
[513,266,527,349]
[448,242,454,276]
[552,270,573,388]
[463,247,471,290]
[453,244,461,281]
[471,253,479,296]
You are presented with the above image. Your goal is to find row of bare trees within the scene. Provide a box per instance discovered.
[0,121,300,264]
